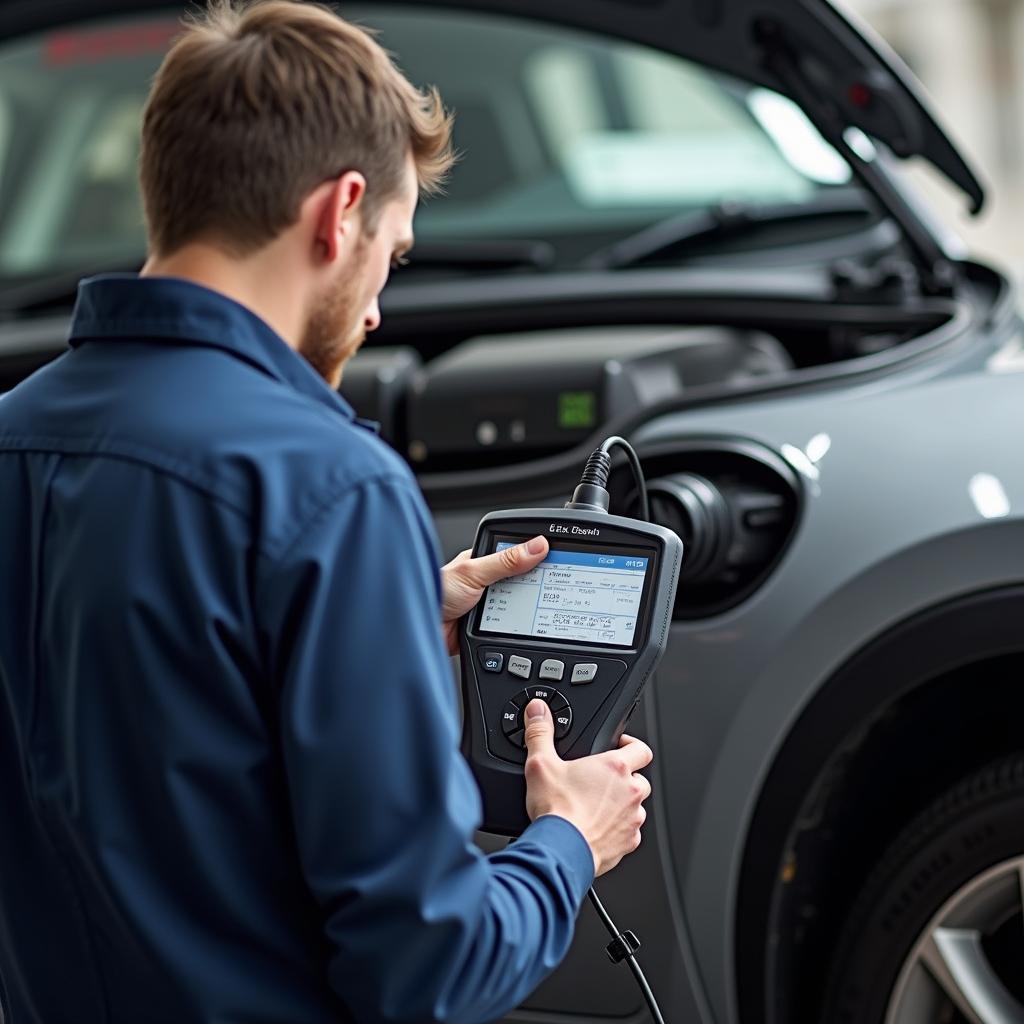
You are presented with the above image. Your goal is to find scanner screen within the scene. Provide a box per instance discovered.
[479,541,649,647]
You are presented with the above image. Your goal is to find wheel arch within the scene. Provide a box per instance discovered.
[735,584,1024,1024]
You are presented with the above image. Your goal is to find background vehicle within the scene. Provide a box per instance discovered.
[1,2,1022,1022]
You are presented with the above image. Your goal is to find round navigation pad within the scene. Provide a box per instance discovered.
[499,689,572,747]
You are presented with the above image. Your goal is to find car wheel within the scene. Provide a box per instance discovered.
[821,755,1024,1023]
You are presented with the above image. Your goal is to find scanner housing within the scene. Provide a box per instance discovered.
[460,508,683,835]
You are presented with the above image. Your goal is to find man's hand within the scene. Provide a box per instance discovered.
[440,536,549,655]
[522,700,653,876]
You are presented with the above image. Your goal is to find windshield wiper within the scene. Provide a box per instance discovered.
[583,191,876,270]
[407,239,555,272]
[0,238,556,310]
[0,240,555,315]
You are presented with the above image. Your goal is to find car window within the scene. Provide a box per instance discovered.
[0,6,851,282]
[0,17,178,279]
[349,5,850,244]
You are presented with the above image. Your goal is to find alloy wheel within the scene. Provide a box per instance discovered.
[886,856,1024,1023]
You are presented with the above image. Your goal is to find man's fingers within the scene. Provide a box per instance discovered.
[614,735,654,772]
[522,699,556,756]
[633,772,652,802]
[456,536,548,588]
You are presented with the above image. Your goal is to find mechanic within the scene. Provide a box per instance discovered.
[0,2,653,1022]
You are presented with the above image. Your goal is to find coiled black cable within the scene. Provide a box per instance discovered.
[570,435,665,1022]
[565,435,650,523]
[598,435,650,524]
[588,887,667,1024]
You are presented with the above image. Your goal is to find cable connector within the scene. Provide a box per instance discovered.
[564,447,612,513]
[605,929,641,964]
[564,436,650,522]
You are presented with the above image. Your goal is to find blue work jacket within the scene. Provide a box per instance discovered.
[0,276,593,1024]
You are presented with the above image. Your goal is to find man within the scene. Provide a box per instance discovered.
[0,2,653,1022]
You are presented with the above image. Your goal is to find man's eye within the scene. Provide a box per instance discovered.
[390,255,409,270]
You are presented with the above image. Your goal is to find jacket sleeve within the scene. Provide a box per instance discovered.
[257,471,594,1024]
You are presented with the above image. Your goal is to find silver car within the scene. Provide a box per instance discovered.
[0,1,1019,1022]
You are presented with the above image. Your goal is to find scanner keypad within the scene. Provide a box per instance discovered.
[478,646,629,759]
[500,687,572,746]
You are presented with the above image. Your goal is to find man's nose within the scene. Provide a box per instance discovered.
[364,298,381,334]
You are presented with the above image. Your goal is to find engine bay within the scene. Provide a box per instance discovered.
[341,293,957,473]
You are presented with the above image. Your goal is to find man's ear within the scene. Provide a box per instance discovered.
[312,170,367,265]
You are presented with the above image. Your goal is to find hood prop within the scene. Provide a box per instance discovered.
[756,18,957,299]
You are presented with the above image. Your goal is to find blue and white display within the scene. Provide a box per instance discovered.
[480,544,649,646]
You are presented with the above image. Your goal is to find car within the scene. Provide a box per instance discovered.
[1,1,1022,1022]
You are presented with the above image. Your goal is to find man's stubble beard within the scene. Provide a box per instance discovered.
[298,259,368,390]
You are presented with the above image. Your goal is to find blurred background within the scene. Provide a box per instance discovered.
[846,0,1024,280]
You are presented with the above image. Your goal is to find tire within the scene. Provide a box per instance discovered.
[821,754,1024,1024]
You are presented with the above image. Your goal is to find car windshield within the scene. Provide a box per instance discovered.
[0,5,852,285]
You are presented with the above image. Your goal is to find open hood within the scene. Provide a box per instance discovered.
[388,0,986,216]
[0,0,985,294]
[2,0,985,215]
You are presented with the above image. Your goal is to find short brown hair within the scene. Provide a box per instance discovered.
[139,0,453,257]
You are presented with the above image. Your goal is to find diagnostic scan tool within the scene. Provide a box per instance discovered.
[459,438,682,1023]
[460,438,683,837]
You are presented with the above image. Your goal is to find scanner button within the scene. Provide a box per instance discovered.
[501,701,523,736]
[507,655,533,680]
[480,651,504,673]
[553,706,573,739]
[571,663,598,685]
[548,691,569,715]
[522,685,557,705]
[539,659,565,681]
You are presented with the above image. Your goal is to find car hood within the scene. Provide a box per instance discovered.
[1,0,984,215]
[387,0,986,215]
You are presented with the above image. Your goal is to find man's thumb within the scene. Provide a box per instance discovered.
[460,536,548,588]
[523,699,555,753]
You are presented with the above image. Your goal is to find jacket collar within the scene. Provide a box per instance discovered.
[69,274,365,426]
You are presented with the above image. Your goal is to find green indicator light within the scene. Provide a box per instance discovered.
[558,391,596,429]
